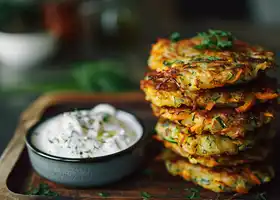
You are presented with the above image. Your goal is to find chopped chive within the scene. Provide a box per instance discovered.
[192,114,196,121]
[163,60,184,67]
[227,72,234,80]
[206,56,221,61]
[215,116,227,128]
[164,137,177,144]
[163,60,173,66]
[212,94,220,102]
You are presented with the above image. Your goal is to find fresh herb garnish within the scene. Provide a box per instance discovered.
[98,192,110,198]
[194,29,235,50]
[25,183,58,197]
[103,113,110,122]
[185,187,201,199]
[255,192,267,200]
[170,32,181,43]
[141,191,152,200]
[215,116,227,128]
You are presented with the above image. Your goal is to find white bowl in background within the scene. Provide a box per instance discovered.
[0,31,58,70]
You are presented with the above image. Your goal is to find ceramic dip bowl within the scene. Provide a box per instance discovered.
[25,106,147,187]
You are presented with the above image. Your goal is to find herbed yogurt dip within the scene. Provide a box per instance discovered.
[31,104,143,158]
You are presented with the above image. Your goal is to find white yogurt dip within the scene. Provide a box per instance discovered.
[31,104,143,158]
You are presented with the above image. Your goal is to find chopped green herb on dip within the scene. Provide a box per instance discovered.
[31,104,142,158]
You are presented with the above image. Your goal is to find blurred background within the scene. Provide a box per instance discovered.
[1,0,280,154]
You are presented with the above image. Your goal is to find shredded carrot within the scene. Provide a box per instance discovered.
[180,134,186,145]
[206,102,215,110]
[213,83,224,88]
[244,168,261,185]
[221,128,241,138]
[164,141,173,148]
[181,171,191,179]
[153,135,162,141]
[235,97,255,112]
[236,187,249,194]
[190,123,201,132]
[227,69,243,84]
[255,92,278,100]
[264,112,274,117]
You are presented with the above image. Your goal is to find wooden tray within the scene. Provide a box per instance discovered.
[0,92,280,200]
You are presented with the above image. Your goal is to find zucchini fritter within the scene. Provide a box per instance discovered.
[165,154,274,193]
[156,119,269,156]
[148,35,275,91]
[140,72,278,112]
[152,104,274,139]
[158,140,271,168]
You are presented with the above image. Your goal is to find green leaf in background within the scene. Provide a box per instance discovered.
[71,60,137,92]
[0,60,138,95]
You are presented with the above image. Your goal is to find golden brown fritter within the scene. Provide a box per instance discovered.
[148,31,275,91]
[155,119,271,156]
[164,152,274,193]
[140,72,278,112]
[151,104,275,139]
[157,139,271,168]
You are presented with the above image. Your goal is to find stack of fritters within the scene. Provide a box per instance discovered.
[140,30,279,193]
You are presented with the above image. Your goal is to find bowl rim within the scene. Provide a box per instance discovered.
[25,107,147,163]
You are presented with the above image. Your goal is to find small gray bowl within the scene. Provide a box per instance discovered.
[25,109,148,187]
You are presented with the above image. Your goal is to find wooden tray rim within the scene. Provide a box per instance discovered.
[0,91,144,200]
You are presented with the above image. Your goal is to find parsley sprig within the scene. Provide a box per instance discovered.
[170,32,181,43]
[194,29,235,50]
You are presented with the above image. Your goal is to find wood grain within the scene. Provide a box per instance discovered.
[0,92,279,200]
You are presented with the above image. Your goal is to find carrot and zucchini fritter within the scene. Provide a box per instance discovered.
[152,103,275,139]
[165,153,274,193]
[148,30,275,91]
[157,140,271,168]
[156,119,273,156]
[141,72,278,112]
